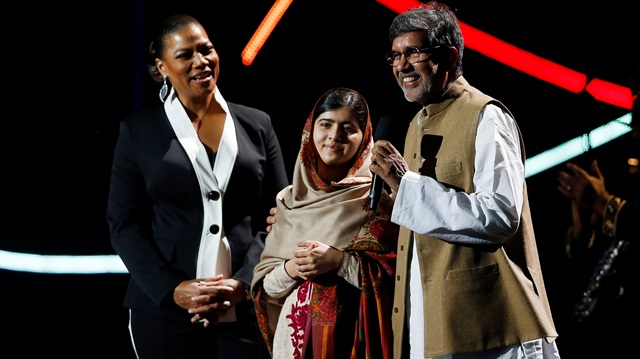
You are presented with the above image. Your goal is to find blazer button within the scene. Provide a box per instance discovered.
[209,225,220,234]
[207,191,220,201]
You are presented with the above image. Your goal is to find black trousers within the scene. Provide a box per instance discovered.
[129,309,269,359]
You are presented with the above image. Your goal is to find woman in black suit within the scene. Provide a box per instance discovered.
[106,14,288,359]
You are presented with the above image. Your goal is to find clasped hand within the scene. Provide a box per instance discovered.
[286,241,344,281]
[173,274,245,327]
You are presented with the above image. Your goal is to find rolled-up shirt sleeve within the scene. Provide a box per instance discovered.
[263,262,298,297]
[391,104,525,245]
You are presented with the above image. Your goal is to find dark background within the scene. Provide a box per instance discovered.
[2,1,637,357]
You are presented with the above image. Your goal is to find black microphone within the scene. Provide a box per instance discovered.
[369,116,394,211]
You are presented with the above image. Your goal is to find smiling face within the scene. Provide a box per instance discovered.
[390,31,449,106]
[156,23,219,102]
[313,107,364,183]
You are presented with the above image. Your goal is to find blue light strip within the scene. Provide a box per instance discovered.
[0,249,127,274]
[525,113,632,177]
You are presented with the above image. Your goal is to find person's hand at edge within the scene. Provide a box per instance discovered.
[266,206,278,232]
[557,159,611,215]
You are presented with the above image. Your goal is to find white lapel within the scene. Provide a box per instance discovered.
[164,87,219,191]
[212,87,238,193]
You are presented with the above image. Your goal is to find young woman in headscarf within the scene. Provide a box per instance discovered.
[251,87,398,359]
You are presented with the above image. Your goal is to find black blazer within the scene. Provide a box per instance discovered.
[107,102,288,323]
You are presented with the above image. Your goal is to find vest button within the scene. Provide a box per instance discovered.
[207,191,220,200]
[209,225,220,234]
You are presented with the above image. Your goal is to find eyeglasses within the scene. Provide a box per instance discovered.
[386,46,441,67]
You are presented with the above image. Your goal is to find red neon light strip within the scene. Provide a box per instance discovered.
[375,0,632,109]
[242,0,632,109]
[375,0,417,13]
[241,0,294,66]
[585,79,634,109]
[459,23,586,93]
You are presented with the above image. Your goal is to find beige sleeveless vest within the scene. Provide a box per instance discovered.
[391,76,558,358]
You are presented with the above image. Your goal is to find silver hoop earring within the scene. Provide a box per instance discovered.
[159,75,168,102]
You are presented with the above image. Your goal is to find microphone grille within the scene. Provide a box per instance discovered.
[374,116,394,141]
